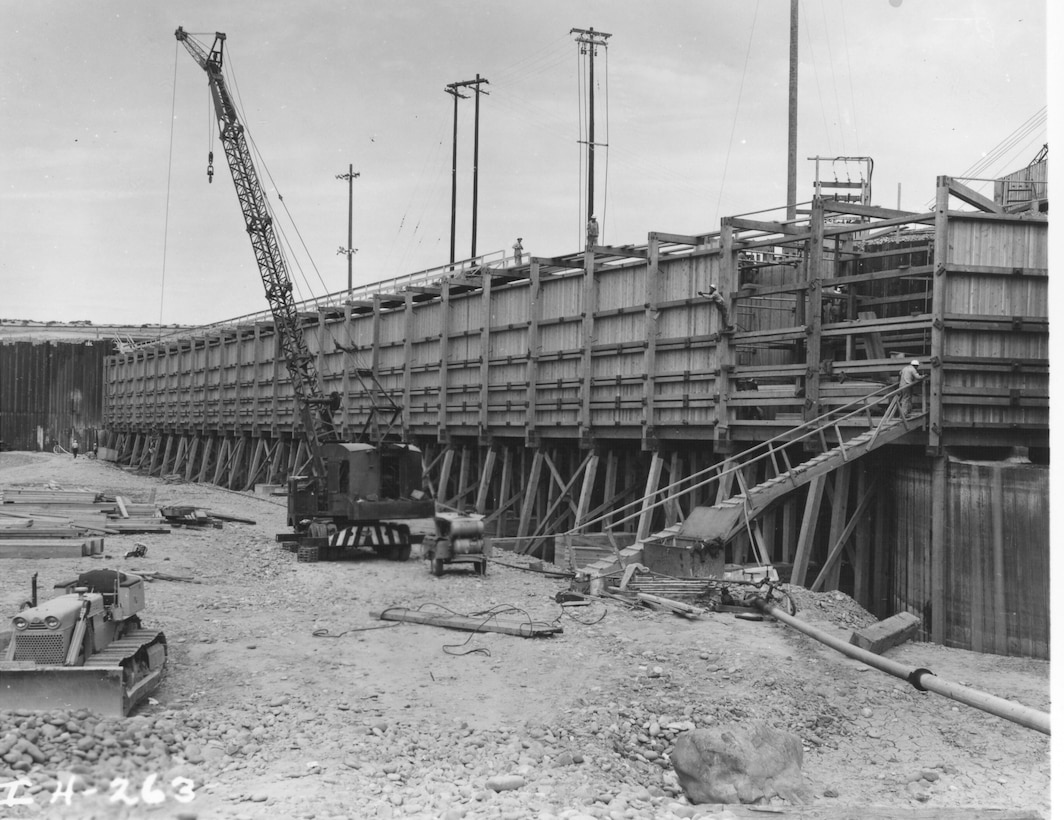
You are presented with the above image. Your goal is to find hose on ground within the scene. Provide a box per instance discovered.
[752,597,1050,736]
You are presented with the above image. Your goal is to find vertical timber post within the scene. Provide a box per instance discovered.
[403,291,415,440]
[574,451,600,530]
[930,455,947,644]
[636,451,664,542]
[525,260,542,448]
[792,472,826,587]
[804,196,825,423]
[929,177,949,453]
[479,269,493,441]
[715,225,737,445]
[438,279,452,448]
[517,449,545,547]
[643,234,661,446]
[580,244,597,444]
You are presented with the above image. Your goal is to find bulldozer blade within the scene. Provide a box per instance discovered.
[0,666,128,716]
[0,628,166,717]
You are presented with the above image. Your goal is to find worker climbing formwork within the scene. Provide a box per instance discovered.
[698,284,734,333]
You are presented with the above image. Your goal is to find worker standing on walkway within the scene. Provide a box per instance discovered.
[898,359,923,417]
[512,238,523,265]
[586,216,599,248]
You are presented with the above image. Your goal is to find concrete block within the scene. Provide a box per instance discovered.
[849,611,922,654]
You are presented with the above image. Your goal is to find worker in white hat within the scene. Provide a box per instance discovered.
[898,359,923,418]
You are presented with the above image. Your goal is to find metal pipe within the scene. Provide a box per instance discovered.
[753,599,1050,736]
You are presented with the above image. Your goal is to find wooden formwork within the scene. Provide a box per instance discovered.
[99,178,1049,657]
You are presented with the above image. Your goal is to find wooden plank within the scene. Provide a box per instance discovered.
[930,455,947,643]
[722,216,804,236]
[929,178,949,452]
[990,464,1007,654]
[574,453,599,529]
[857,311,885,360]
[636,452,665,542]
[643,236,662,437]
[947,178,1004,214]
[474,447,498,515]
[810,476,876,591]
[371,608,561,637]
[516,450,545,540]
[0,527,90,539]
[791,473,825,587]
[580,250,597,435]
[821,463,852,591]
[115,496,130,519]
[524,261,542,444]
[636,592,706,617]
[0,538,105,558]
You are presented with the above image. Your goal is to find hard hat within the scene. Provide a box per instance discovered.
[709,283,718,290]
[911,359,920,367]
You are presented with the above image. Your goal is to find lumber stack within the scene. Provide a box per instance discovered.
[0,488,171,558]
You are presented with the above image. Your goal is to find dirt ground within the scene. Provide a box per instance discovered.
[0,451,1051,819]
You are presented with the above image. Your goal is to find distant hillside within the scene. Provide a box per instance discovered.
[0,319,193,346]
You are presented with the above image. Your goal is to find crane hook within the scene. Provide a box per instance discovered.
[207,150,215,184]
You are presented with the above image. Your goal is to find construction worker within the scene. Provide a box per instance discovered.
[697,284,733,332]
[898,359,923,417]
[512,237,523,265]
[586,216,599,248]
[71,436,79,459]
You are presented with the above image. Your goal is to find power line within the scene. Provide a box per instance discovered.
[571,27,612,236]
[715,1,761,224]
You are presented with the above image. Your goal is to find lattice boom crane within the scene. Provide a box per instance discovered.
[175,27,337,479]
[174,27,440,559]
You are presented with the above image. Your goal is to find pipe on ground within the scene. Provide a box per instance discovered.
[752,598,1050,736]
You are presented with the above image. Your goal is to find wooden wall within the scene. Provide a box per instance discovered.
[938,215,1049,432]
[886,453,1048,659]
[0,340,111,452]
[99,179,1050,657]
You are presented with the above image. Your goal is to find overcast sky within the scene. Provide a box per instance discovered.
[0,0,1050,326]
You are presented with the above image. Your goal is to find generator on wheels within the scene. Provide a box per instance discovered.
[0,570,167,716]
[423,513,490,576]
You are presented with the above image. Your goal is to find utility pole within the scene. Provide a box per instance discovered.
[470,74,489,259]
[444,77,489,265]
[787,0,798,221]
[445,82,468,267]
[335,164,360,295]
[571,27,612,227]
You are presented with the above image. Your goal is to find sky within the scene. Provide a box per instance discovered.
[0,0,1051,326]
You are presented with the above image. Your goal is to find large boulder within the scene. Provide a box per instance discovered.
[671,722,809,805]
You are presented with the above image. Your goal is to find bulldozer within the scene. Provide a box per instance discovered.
[0,570,167,716]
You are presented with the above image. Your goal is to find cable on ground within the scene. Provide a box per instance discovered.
[311,623,399,638]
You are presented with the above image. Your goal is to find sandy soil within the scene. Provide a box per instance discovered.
[0,451,1051,819]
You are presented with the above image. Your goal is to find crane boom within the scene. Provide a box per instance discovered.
[174,27,440,554]
[175,27,336,482]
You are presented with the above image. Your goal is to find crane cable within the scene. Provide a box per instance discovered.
[158,39,180,334]
[222,49,331,302]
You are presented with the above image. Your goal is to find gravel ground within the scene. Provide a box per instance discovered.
[0,452,1051,819]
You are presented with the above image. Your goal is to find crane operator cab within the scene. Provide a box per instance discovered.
[285,442,435,560]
